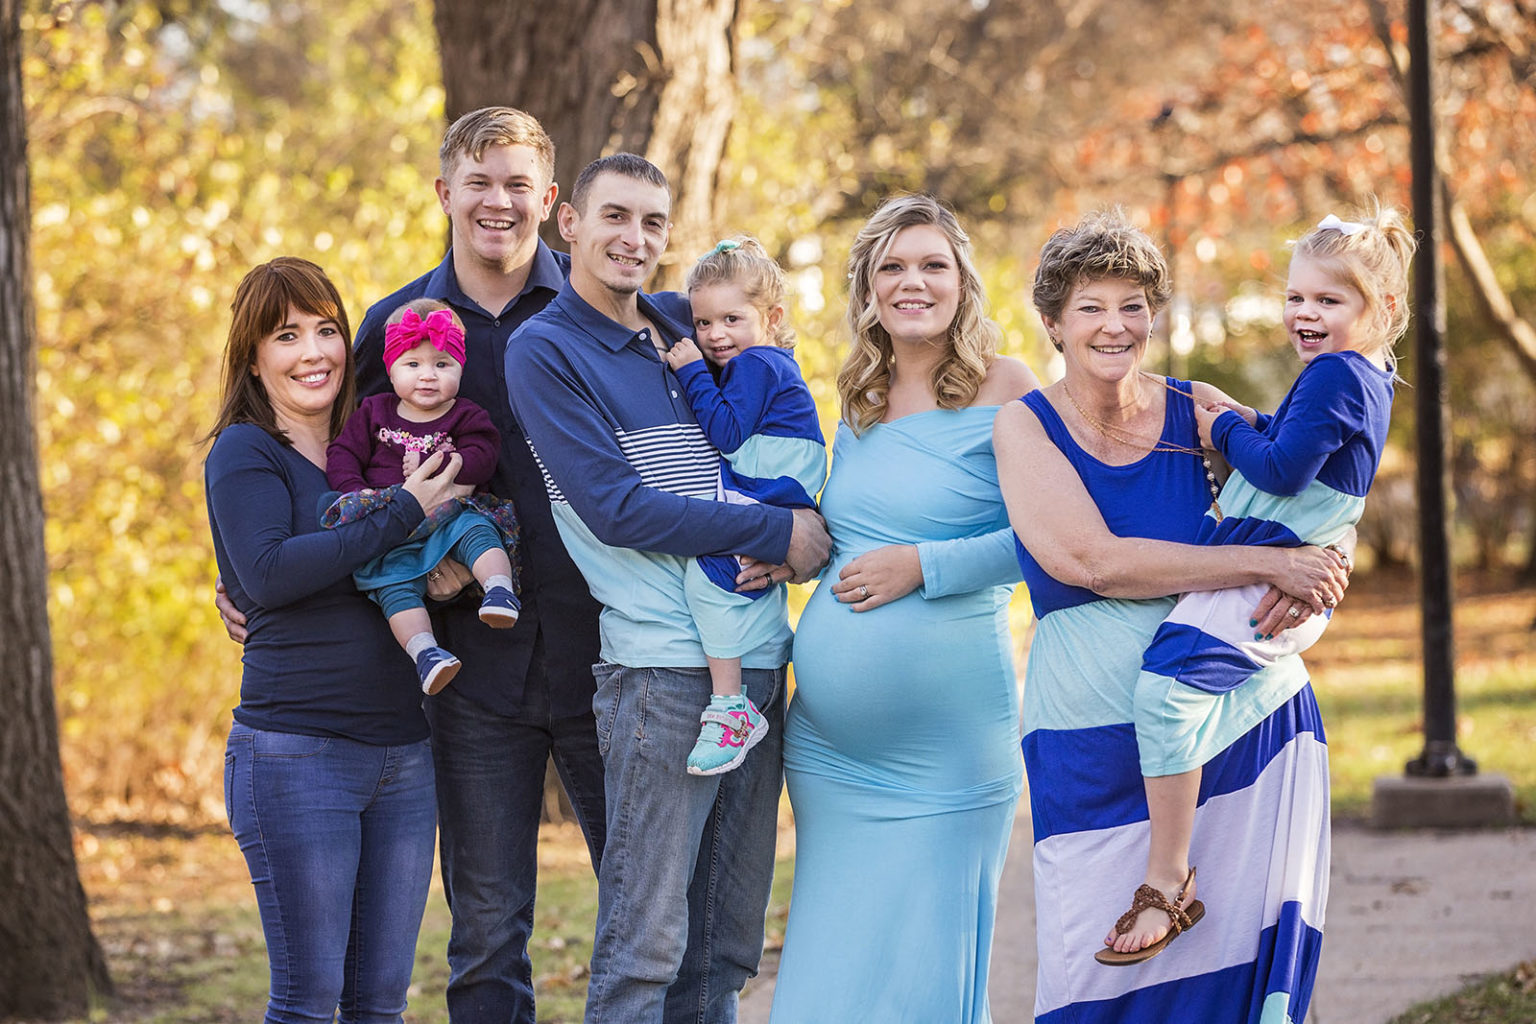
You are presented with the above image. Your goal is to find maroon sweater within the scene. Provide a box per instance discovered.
[326,393,500,493]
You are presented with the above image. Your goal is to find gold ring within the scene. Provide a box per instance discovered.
[429,571,443,582]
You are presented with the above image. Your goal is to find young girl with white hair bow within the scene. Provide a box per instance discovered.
[1100,200,1417,966]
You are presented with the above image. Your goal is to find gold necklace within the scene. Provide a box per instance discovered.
[1060,375,1224,522]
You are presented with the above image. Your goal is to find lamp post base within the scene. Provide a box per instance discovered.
[1370,773,1515,829]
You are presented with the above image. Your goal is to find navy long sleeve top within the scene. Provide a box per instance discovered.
[1211,351,1393,499]
[206,424,429,744]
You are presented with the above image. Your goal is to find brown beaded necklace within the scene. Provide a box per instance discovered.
[1060,373,1224,522]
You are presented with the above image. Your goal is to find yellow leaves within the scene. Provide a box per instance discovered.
[20,0,448,821]
[35,201,69,227]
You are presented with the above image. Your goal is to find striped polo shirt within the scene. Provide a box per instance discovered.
[505,282,794,669]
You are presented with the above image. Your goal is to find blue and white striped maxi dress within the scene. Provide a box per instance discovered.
[1015,384,1328,1024]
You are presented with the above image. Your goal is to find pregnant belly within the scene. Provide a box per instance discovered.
[788,583,1019,786]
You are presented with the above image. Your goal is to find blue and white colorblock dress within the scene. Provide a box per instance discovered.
[1016,383,1328,1024]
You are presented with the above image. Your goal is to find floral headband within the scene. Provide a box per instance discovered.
[383,307,466,369]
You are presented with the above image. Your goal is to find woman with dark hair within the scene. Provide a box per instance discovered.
[205,257,466,1022]
[771,196,1039,1022]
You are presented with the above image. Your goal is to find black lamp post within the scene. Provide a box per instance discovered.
[1403,0,1473,779]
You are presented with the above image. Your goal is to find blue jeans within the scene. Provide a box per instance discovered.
[584,663,785,1024]
[224,722,437,1023]
[425,668,606,1023]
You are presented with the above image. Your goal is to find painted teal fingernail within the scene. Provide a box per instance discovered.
[1254,633,1263,641]
[1249,619,1258,627]
[1265,633,1274,640]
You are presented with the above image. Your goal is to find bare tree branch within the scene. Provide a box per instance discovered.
[1442,180,1536,383]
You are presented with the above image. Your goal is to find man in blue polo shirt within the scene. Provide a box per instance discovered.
[220,107,606,1024]
[506,153,829,1024]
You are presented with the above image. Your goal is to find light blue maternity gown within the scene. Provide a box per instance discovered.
[773,406,1024,1023]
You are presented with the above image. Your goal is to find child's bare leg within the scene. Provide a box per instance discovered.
[1108,768,1201,953]
[707,655,743,698]
[470,546,513,588]
[388,606,436,654]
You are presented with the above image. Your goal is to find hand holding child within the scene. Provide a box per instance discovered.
[400,450,473,517]
[1194,402,1221,449]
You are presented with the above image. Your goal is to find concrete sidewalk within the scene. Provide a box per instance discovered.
[739,800,1536,1022]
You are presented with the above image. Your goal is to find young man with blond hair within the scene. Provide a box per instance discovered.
[356,105,608,1024]
[223,106,608,1024]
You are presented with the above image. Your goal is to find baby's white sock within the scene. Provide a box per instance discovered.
[484,574,514,593]
[405,632,437,658]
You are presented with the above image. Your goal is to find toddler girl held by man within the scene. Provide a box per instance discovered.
[662,238,827,776]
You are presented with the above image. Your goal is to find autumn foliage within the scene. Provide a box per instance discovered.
[20,0,1536,824]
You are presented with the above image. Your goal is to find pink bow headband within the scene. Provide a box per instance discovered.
[383,308,467,369]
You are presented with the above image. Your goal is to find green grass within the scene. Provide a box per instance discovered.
[1301,572,1536,821]
[77,824,785,1023]
[70,573,1536,1021]
[1387,960,1536,1024]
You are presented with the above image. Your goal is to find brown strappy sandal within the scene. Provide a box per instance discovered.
[1094,866,1205,966]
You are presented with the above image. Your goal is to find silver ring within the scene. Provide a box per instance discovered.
[1287,606,1301,619]
[429,571,444,582]
[858,584,869,600]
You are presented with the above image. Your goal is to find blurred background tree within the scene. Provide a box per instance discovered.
[434,0,739,283]
[2,0,112,1013]
[17,0,1534,832]
[25,0,445,827]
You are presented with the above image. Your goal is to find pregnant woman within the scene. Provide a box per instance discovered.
[771,195,1039,1022]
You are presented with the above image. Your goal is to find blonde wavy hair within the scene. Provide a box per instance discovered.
[837,195,999,434]
[1291,198,1417,372]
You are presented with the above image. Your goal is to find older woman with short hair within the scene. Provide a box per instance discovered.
[996,210,1346,1023]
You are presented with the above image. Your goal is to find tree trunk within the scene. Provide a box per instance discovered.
[0,0,114,1016]
[432,0,740,287]
[1442,185,1536,387]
